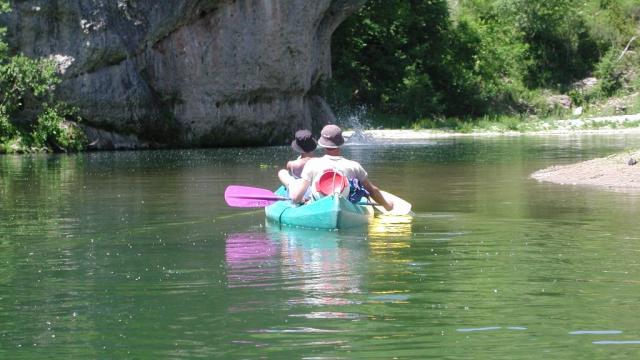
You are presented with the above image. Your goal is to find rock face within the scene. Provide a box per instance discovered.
[1,0,364,147]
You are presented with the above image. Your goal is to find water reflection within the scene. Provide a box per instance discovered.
[225,232,279,288]
[225,224,368,306]
[368,214,413,239]
[224,215,419,315]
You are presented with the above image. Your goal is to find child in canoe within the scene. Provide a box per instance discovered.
[278,129,317,191]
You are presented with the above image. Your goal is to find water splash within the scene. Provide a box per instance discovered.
[337,106,375,144]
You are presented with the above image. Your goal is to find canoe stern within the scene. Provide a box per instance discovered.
[265,188,372,229]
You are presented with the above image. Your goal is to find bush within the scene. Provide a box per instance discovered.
[398,73,443,119]
[31,104,86,151]
[0,111,16,139]
[0,1,85,153]
[594,48,623,96]
[331,0,455,124]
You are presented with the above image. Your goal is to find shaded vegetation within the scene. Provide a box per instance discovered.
[330,0,640,128]
[0,1,85,153]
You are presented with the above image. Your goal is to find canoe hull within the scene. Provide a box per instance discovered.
[265,187,372,229]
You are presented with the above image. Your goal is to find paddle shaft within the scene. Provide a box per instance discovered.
[224,185,381,207]
[224,185,411,215]
[228,194,287,201]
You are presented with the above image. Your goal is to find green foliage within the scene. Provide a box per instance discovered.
[32,104,86,151]
[411,114,530,132]
[399,72,442,119]
[584,0,640,47]
[0,54,60,113]
[331,0,454,117]
[594,48,623,96]
[330,0,523,122]
[332,0,639,128]
[0,110,16,137]
[0,0,85,153]
[449,10,529,113]
[509,0,600,86]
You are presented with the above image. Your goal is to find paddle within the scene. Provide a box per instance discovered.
[224,185,287,208]
[224,185,413,215]
[225,185,370,207]
[376,190,413,216]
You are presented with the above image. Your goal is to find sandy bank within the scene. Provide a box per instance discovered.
[531,151,640,190]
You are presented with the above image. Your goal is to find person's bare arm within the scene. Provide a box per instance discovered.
[286,160,296,172]
[286,158,307,172]
[362,179,393,211]
[278,169,293,187]
[289,179,310,204]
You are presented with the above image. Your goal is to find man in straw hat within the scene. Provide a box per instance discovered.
[289,124,394,211]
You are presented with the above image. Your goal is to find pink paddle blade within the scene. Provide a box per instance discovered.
[224,185,288,208]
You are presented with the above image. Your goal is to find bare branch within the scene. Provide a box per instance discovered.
[616,36,638,62]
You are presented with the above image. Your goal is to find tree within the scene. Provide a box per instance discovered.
[332,0,468,119]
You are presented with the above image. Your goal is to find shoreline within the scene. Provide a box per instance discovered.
[344,113,640,140]
[345,127,640,140]
[343,113,640,190]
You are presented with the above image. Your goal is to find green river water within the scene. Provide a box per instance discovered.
[2,135,640,359]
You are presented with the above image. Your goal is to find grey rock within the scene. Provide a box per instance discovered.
[1,0,365,147]
[546,95,572,109]
[571,77,598,92]
[81,124,148,150]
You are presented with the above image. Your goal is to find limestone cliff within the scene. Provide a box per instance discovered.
[1,0,364,148]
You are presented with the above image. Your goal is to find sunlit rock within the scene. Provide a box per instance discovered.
[1,0,365,147]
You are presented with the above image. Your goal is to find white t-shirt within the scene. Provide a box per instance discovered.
[300,155,368,184]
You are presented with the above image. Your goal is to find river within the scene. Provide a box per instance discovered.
[2,134,640,358]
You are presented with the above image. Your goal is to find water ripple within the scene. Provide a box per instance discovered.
[457,326,502,332]
[289,312,365,320]
[457,326,527,332]
[249,327,345,334]
[570,330,623,335]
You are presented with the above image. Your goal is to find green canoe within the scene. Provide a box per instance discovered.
[265,186,373,229]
